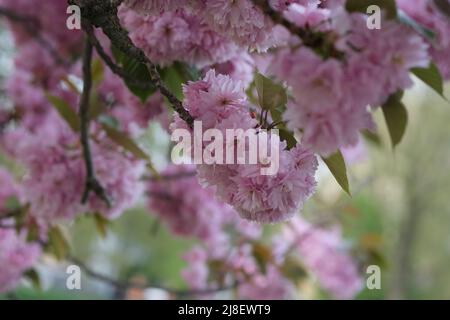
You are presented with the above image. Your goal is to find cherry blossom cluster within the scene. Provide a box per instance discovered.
[172,70,318,223]
[148,165,362,298]
[0,0,448,297]
[273,217,363,299]
[122,0,449,156]
[397,0,450,79]
[0,227,41,293]
[0,169,41,293]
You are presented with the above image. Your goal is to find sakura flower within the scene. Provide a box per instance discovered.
[173,70,318,223]
[119,6,238,67]
[0,227,41,293]
[397,0,450,79]
[148,164,236,240]
[276,217,363,299]
[0,168,22,214]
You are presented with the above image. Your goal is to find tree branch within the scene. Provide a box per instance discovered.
[84,23,152,91]
[79,36,111,206]
[252,0,344,59]
[69,256,239,297]
[70,0,194,127]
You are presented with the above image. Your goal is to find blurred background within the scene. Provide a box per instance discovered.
[1,22,450,300]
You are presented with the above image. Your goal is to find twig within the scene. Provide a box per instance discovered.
[252,0,344,59]
[69,256,239,297]
[79,36,111,206]
[69,0,194,127]
[84,23,152,91]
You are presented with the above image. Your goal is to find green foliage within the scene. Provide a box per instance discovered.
[252,243,273,273]
[92,58,105,85]
[254,73,297,149]
[160,62,201,100]
[411,63,446,99]
[47,94,80,132]
[24,269,41,291]
[93,212,110,239]
[362,129,383,147]
[255,73,287,111]
[47,225,71,260]
[101,123,158,176]
[111,46,156,103]
[382,91,408,148]
[322,151,351,195]
[4,196,21,212]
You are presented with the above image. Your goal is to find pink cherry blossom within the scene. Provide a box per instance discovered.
[119,6,239,67]
[275,217,363,299]
[173,70,318,223]
[0,227,41,293]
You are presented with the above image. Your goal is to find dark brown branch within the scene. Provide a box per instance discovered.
[70,0,194,127]
[252,0,344,59]
[69,256,239,297]
[84,23,152,91]
[0,6,68,66]
[79,36,111,206]
[434,0,450,19]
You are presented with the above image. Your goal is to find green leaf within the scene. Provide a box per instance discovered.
[411,63,445,98]
[102,124,149,160]
[4,196,21,211]
[345,0,397,19]
[93,212,110,238]
[322,151,351,195]
[26,221,40,242]
[382,92,408,148]
[92,58,105,85]
[47,94,80,132]
[398,10,436,40]
[280,256,307,280]
[160,65,185,100]
[24,269,41,290]
[88,92,107,120]
[102,124,159,176]
[252,243,273,273]
[279,129,297,150]
[111,46,156,103]
[48,225,71,260]
[255,73,287,111]
[98,114,120,129]
[362,129,382,147]
[252,75,296,149]
[173,62,201,82]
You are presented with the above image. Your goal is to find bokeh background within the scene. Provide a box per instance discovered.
[1,22,450,300]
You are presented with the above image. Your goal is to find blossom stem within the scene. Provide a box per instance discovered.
[84,23,153,91]
[251,0,344,59]
[69,256,240,297]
